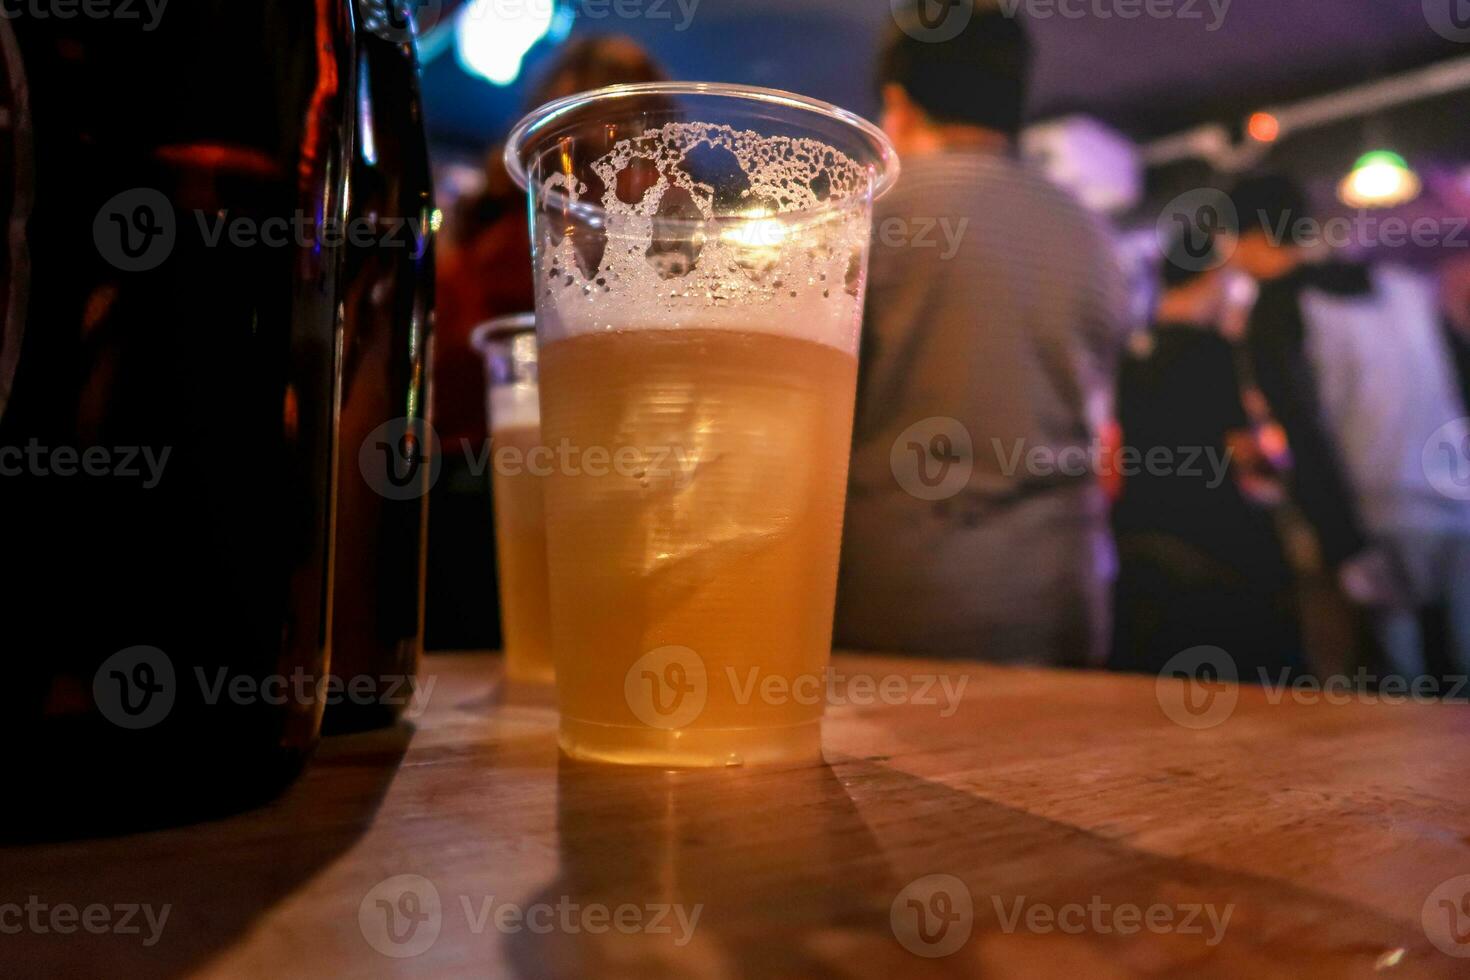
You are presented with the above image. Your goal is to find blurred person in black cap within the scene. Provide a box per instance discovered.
[835,1,1133,664]
[1227,173,1470,679]
[1110,233,1298,675]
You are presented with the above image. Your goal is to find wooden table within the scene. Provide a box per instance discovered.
[4,652,1470,978]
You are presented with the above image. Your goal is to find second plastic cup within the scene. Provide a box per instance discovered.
[506,83,898,766]
[473,313,554,685]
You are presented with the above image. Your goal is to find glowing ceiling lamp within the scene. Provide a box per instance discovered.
[1338,150,1421,209]
[456,0,568,86]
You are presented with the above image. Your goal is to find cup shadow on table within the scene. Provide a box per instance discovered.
[506,755,1448,979]
[0,723,413,980]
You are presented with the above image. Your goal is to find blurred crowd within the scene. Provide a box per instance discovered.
[431,5,1470,690]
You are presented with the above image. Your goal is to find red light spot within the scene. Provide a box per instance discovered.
[1248,112,1280,143]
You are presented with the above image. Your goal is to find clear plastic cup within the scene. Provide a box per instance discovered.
[505,83,898,766]
[472,313,554,685]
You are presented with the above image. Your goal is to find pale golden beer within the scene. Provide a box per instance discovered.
[539,329,858,764]
[474,315,555,685]
[489,423,555,684]
[506,82,898,765]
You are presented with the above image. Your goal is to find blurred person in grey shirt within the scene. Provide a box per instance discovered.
[835,3,1133,664]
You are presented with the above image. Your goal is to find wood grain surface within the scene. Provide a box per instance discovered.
[3,652,1470,978]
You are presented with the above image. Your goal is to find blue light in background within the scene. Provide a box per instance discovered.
[548,4,575,43]
[455,0,573,86]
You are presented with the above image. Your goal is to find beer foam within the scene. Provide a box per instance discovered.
[489,384,540,432]
[534,122,873,355]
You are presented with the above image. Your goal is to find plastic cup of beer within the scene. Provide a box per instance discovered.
[505,83,899,766]
[473,313,555,685]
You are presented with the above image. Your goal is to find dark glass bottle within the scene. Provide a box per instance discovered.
[0,1,354,835]
[323,23,436,734]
